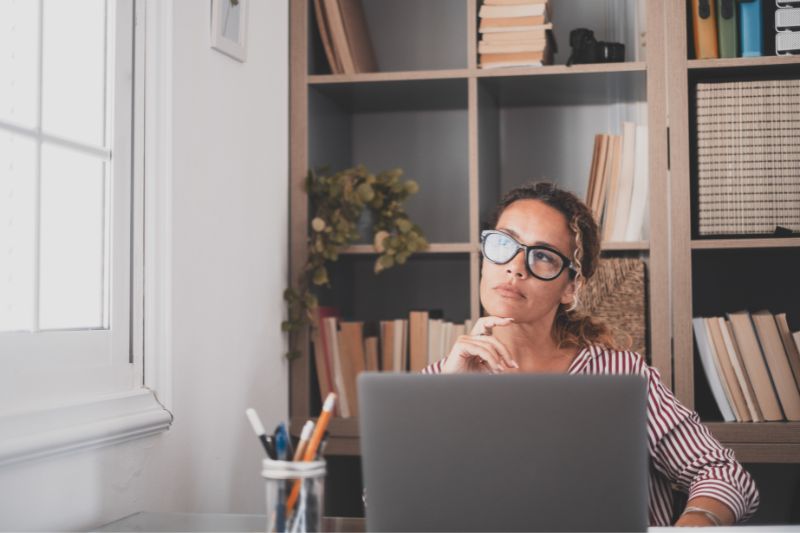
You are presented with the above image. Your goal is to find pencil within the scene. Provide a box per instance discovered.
[286,393,336,513]
[293,420,315,462]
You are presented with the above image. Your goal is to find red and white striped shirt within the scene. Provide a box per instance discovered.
[422,344,760,526]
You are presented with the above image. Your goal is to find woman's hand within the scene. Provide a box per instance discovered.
[441,316,518,374]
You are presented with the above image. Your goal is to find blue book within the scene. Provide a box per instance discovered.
[738,0,764,56]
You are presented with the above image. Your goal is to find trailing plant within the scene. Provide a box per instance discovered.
[282,165,428,358]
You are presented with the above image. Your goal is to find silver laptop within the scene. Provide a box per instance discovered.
[358,373,649,532]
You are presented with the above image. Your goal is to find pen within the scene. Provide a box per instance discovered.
[315,431,330,460]
[275,425,289,532]
[293,420,315,461]
[286,392,336,513]
[245,408,276,459]
[275,422,294,459]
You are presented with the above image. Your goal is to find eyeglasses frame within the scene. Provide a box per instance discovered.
[479,229,577,281]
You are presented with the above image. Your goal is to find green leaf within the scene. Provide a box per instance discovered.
[396,218,412,233]
[312,267,329,285]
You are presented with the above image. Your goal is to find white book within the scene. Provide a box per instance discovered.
[325,317,350,418]
[624,125,649,241]
[692,317,736,422]
[479,3,548,18]
[427,319,444,365]
[611,121,637,241]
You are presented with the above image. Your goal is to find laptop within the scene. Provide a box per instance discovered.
[358,373,649,532]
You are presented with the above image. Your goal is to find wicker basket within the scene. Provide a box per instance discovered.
[578,258,648,356]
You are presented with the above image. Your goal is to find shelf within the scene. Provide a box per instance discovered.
[308,69,470,85]
[688,56,800,70]
[691,238,800,250]
[475,62,647,79]
[602,241,649,252]
[342,243,474,255]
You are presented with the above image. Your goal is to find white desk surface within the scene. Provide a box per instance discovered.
[95,512,800,532]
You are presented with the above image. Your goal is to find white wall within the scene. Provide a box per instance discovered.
[0,0,289,529]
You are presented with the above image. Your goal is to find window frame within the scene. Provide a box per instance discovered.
[0,0,173,466]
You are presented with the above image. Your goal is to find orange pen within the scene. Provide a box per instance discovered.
[286,392,336,513]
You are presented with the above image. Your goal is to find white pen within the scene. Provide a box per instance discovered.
[245,407,275,458]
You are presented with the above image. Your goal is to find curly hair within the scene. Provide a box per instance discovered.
[488,182,624,351]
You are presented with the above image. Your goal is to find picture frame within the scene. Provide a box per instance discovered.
[210,0,248,62]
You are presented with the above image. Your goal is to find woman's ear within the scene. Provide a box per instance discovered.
[560,278,577,307]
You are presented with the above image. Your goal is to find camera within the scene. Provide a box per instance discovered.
[566,28,625,66]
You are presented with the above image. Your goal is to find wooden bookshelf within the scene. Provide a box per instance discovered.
[666,0,800,464]
[291,0,799,515]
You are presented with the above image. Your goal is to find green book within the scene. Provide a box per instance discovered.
[716,0,738,58]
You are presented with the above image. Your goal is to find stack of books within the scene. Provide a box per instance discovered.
[584,122,650,242]
[478,0,554,68]
[776,1,800,55]
[696,79,800,236]
[311,307,472,418]
[693,310,800,422]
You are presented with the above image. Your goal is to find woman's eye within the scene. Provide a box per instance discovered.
[533,251,554,263]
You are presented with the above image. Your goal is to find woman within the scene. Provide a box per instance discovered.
[423,182,759,527]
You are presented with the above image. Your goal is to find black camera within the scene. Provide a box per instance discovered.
[566,28,625,66]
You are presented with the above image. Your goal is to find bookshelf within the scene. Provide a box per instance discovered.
[290,0,798,517]
[291,0,669,430]
[666,0,800,465]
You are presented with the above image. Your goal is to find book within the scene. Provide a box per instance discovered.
[324,316,351,417]
[380,320,394,372]
[479,50,547,68]
[482,27,553,42]
[409,311,430,373]
[479,3,548,18]
[775,313,800,390]
[716,0,738,58]
[478,40,548,54]
[706,317,751,421]
[311,306,339,416]
[479,16,549,32]
[601,135,622,242]
[590,134,611,222]
[693,317,736,421]
[364,336,379,372]
[585,134,602,210]
[720,318,763,421]
[484,0,548,4]
[338,321,366,417]
[739,0,764,57]
[393,318,408,372]
[313,0,342,74]
[337,0,378,73]
[751,311,800,420]
[691,0,720,58]
[727,311,784,421]
[322,0,356,73]
[610,122,637,241]
[625,125,649,242]
[428,318,444,365]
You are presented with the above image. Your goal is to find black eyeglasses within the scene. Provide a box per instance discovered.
[480,230,576,281]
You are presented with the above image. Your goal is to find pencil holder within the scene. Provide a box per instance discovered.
[262,458,326,533]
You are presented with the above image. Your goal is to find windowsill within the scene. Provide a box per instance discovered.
[0,388,172,467]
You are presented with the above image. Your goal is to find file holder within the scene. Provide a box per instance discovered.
[262,459,326,533]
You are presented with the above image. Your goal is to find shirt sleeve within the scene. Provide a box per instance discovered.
[420,358,445,374]
[642,362,760,523]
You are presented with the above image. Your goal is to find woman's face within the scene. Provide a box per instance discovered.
[479,199,576,324]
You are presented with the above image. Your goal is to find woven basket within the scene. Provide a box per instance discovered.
[578,258,647,356]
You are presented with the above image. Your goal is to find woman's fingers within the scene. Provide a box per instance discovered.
[454,336,510,373]
[472,335,518,369]
[471,316,514,336]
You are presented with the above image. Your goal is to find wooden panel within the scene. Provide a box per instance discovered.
[645,0,672,387]
[602,241,649,252]
[666,0,694,408]
[475,62,646,79]
[290,0,311,420]
[469,77,481,321]
[691,238,800,250]
[723,444,800,464]
[707,422,800,443]
[689,56,800,70]
[308,69,470,84]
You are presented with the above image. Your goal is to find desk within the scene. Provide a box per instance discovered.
[96,512,800,532]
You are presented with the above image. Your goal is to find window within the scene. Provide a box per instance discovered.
[0,0,139,409]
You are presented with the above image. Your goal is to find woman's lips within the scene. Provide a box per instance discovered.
[494,284,525,299]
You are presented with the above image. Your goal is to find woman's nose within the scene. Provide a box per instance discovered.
[505,251,528,279]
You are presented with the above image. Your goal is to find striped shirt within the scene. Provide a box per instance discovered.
[422,344,760,526]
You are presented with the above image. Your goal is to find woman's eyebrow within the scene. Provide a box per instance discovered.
[497,227,562,252]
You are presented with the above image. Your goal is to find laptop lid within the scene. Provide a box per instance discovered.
[358,373,649,532]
